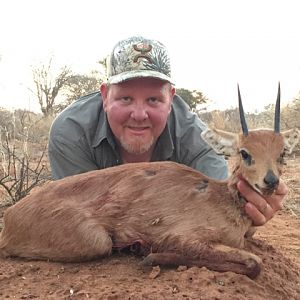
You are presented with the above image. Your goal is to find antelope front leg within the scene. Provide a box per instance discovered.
[141,244,262,279]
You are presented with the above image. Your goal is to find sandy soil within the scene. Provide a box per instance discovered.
[0,159,299,300]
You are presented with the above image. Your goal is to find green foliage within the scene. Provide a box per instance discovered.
[56,60,107,113]
[61,72,102,109]
[176,88,208,111]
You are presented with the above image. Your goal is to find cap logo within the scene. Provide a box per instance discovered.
[133,43,153,64]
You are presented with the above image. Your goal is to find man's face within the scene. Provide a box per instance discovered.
[101,78,175,156]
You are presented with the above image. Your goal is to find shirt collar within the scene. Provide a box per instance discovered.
[151,123,174,161]
[92,111,117,150]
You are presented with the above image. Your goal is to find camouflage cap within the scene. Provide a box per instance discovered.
[106,36,173,84]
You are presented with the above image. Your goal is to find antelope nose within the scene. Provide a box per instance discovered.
[264,170,279,189]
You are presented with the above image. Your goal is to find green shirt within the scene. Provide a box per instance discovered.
[48,91,228,180]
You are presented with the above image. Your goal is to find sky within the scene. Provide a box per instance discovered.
[0,0,300,113]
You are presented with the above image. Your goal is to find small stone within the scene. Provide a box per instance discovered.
[149,266,161,279]
[172,285,180,294]
[177,265,188,271]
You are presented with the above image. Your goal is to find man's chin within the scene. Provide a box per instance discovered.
[120,138,154,155]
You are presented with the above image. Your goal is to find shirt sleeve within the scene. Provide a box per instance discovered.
[181,122,228,180]
[188,145,228,180]
[171,95,228,180]
[48,132,99,180]
[49,135,100,180]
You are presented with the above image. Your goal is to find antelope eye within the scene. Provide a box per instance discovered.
[240,149,252,165]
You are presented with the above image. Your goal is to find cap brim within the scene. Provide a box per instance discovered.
[107,70,174,85]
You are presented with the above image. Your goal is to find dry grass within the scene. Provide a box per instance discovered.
[283,157,300,217]
[0,138,51,206]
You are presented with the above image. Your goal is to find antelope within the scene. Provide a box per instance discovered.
[0,85,299,279]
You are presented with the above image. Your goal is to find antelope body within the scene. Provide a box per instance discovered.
[0,86,299,279]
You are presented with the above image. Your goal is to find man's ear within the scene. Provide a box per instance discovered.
[100,83,109,112]
[168,85,175,113]
[171,85,176,98]
[282,128,300,154]
[201,128,237,156]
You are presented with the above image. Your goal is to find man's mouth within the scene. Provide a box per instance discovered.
[125,126,151,137]
[128,126,149,131]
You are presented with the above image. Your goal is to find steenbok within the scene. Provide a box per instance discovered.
[0,84,299,279]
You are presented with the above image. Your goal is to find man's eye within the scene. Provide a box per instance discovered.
[121,97,131,103]
[148,97,158,104]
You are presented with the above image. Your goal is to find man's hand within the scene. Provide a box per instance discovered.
[237,179,288,226]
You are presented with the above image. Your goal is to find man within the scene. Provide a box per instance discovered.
[49,36,287,227]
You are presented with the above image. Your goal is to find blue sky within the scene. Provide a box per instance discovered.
[1,0,300,113]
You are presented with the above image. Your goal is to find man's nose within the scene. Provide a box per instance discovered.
[130,103,148,121]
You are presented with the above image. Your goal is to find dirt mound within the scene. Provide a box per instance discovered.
[0,212,299,300]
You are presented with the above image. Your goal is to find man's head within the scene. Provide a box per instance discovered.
[101,36,175,161]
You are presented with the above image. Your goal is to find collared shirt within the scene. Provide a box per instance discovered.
[48,91,228,180]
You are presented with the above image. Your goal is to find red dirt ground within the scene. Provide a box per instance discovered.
[0,158,300,300]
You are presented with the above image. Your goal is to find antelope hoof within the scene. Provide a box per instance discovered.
[244,258,261,279]
[140,253,156,266]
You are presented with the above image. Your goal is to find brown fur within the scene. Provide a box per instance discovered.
[0,130,287,279]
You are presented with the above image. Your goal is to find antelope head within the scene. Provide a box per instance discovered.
[201,84,300,195]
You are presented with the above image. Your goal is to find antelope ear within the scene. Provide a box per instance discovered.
[201,128,237,156]
[282,128,300,154]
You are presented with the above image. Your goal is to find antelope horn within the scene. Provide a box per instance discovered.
[274,82,281,133]
[238,84,248,136]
